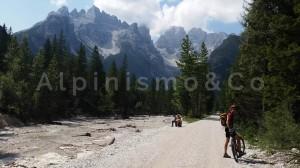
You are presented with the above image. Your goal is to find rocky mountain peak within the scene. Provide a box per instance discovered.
[87,5,100,18]
[129,23,138,32]
[188,28,207,43]
[155,26,228,67]
[57,6,69,16]
[70,9,79,17]
[167,26,186,36]
[16,6,170,77]
[79,9,86,16]
[155,26,186,55]
[47,6,69,17]
[189,27,205,33]
[138,25,151,41]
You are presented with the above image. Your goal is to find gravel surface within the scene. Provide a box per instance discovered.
[1,115,297,168]
[54,115,281,168]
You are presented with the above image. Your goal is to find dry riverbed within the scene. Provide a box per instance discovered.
[0,116,173,168]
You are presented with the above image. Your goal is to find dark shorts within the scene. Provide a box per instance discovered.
[225,127,236,138]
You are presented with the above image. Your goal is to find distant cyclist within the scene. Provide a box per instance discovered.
[223,104,244,158]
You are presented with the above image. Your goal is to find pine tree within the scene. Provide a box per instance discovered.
[90,46,105,91]
[108,61,118,89]
[3,37,34,121]
[118,55,129,118]
[32,51,45,85]
[48,54,60,91]
[147,79,159,115]
[199,42,208,64]
[88,46,106,115]
[19,38,33,78]
[52,35,58,58]
[43,38,52,69]
[76,43,87,77]
[57,31,68,71]
[176,35,196,76]
[46,51,67,118]
[107,61,118,114]
[128,74,139,115]
[197,42,212,115]
[0,37,20,116]
[0,24,11,73]
[32,51,52,121]
[175,35,197,116]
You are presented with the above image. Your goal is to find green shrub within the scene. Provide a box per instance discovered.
[262,102,300,149]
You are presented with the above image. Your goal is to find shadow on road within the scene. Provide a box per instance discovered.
[238,158,272,165]
[0,131,14,137]
[0,151,20,164]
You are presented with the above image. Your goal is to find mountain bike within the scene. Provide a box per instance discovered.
[230,129,246,162]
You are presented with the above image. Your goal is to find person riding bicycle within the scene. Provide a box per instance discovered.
[223,104,244,158]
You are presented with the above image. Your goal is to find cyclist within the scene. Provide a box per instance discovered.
[223,104,244,158]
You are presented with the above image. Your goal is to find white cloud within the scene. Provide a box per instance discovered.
[94,0,160,27]
[50,0,67,7]
[94,0,245,39]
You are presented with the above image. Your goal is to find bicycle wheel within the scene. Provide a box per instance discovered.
[240,137,246,154]
[231,138,239,162]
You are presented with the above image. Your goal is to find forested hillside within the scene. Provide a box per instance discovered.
[0,21,215,123]
[0,26,176,122]
[209,35,241,84]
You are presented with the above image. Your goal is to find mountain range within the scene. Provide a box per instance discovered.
[209,35,241,83]
[16,6,167,77]
[155,26,228,67]
[16,6,238,78]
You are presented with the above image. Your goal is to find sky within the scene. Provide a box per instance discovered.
[0,0,245,40]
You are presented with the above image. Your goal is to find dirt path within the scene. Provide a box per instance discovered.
[57,115,275,168]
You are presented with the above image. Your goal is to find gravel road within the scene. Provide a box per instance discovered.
[55,115,277,168]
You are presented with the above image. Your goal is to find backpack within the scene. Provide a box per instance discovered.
[219,112,227,126]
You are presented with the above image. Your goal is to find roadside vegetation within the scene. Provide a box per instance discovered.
[216,0,300,151]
